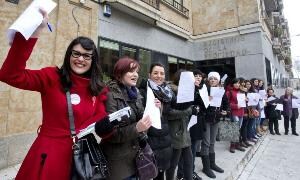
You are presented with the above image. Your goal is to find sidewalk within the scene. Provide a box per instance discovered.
[0,134,267,180]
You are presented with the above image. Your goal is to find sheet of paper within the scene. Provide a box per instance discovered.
[259,90,267,100]
[275,104,283,111]
[267,96,276,102]
[187,115,197,131]
[220,74,228,84]
[292,99,300,108]
[7,0,57,44]
[237,93,246,107]
[177,71,195,103]
[259,100,265,108]
[209,87,225,107]
[260,110,265,118]
[247,93,259,106]
[199,84,210,108]
[143,87,161,129]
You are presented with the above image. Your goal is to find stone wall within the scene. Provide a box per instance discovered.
[0,0,99,169]
[192,0,259,35]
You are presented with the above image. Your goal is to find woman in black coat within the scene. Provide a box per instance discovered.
[265,88,281,135]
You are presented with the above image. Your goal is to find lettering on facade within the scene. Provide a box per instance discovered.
[203,36,250,59]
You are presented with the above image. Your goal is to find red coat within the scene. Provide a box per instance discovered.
[0,33,108,180]
[226,88,244,117]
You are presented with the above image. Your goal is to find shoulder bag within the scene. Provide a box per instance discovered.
[66,91,109,180]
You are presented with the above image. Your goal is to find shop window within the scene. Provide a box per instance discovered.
[186,61,194,70]
[168,56,178,82]
[121,46,137,59]
[99,39,119,82]
[138,49,151,84]
[178,59,185,69]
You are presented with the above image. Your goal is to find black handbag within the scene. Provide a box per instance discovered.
[136,142,158,180]
[66,91,109,180]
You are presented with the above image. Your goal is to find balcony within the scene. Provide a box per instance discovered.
[101,0,161,24]
[272,11,281,25]
[264,0,278,12]
[162,0,189,17]
[272,37,281,54]
[140,0,160,9]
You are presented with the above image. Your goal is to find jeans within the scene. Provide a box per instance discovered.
[123,175,137,180]
[241,117,249,141]
[247,118,255,139]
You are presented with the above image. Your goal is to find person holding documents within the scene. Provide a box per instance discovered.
[196,72,229,178]
[139,63,173,180]
[226,78,246,153]
[101,58,157,180]
[280,87,299,136]
[265,88,281,135]
[0,10,110,180]
[165,69,194,180]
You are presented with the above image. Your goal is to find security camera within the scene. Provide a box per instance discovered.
[80,0,85,4]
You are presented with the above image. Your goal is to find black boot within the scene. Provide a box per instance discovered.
[209,153,224,173]
[201,155,216,178]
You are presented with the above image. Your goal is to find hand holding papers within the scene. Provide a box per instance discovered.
[77,107,131,138]
[237,93,246,108]
[247,93,260,106]
[143,87,161,129]
[209,87,225,107]
[177,72,195,103]
[267,96,276,102]
[275,104,283,111]
[187,115,197,131]
[292,99,300,108]
[7,0,57,44]
[199,84,210,108]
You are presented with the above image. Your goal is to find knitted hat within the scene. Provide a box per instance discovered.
[207,72,220,81]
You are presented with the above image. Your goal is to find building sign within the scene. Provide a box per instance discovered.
[203,36,250,60]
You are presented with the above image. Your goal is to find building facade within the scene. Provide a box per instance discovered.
[0,0,291,169]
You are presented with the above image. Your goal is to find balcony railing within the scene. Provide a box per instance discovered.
[162,0,189,17]
[140,0,160,9]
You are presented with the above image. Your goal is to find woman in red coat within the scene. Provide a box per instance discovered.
[0,11,109,179]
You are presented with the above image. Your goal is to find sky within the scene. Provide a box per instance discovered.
[283,0,300,61]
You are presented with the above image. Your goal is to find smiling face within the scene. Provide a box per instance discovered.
[70,44,93,75]
[121,65,139,87]
[149,66,165,85]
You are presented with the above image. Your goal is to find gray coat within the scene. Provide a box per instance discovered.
[100,80,144,180]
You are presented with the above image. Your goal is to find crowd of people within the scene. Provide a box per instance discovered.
[0,10,299,180]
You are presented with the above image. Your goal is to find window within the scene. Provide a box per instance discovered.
[186,61,194,70]
[99,39,119,81]
[138,49,151,84]
[121,46,137,59]
[168,56,178,82]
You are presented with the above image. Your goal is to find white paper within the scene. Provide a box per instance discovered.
[237,93,246,107]
[143,87,161,129]
[220,74,228,84]
[199,84,210,108]
[7,0,57,44]
[259,90,267,100]
[187,115,197,131]
[259,100,265,108]
[209,87,225,107]
[267,96,276,102]
[247,93,260,106]
[260,110,265,118]
[177,72,195,103]
[292,99,300,108]
[275,104,283,111]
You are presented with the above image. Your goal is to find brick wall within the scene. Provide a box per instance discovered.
[0,0,99,169]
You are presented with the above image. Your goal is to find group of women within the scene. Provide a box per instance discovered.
[0,10,298,180]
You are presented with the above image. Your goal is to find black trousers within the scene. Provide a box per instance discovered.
[269,117,279,133]
[284,115,297,133]
[241,117,249,141]
[166,147,193,180]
